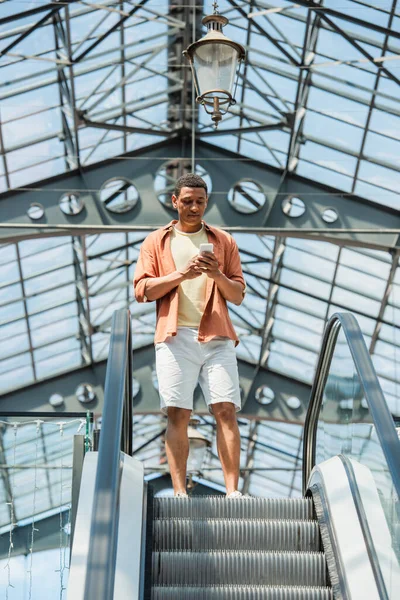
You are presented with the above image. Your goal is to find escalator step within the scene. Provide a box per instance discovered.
[151,586,333,599]
[153,519,320,552]
[154,497,314,520]
[152,550,327,586]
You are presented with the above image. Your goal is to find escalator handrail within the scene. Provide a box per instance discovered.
[84,308,133,600]
[303,312,400,499]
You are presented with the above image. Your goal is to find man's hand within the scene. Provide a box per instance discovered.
[195,252,221,280]
[178,257,203,280]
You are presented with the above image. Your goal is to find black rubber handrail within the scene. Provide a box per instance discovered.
[84,309,133,600]
[303,312,400,500]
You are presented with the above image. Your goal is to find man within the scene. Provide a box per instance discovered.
[134,173,246,497]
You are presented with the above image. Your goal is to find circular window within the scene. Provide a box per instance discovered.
[321,208,338,224]
[282,196,306,218]
[27,202,45,220]
[255,385,275,406]
[227,180,267,214]
[100,177,139,214]
[286,396,301,410]
[154,161,212,209]
[76,383,97,404]
[49,393,64,408]
[59,192,84,216]
[339,398,353,411]
[132,376,141,399]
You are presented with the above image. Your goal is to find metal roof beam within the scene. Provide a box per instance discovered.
[279,0,400,40]
[259,237,286,366]
[73,0,150,63]
[0,1,79,26]
[80,116,172,137]
[248,58,400,118]
[199,121,286,136]
[318,9,400,88]
[285,2,322,173]
[72,237,93,364]
[352,0,398,193]
[227,0,301,66]
[369,250,400,355]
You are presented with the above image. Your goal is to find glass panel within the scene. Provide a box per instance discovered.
[316,327,400,597]
[194,43,238,96]
[0,415,91,598]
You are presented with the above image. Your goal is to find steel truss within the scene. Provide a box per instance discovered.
[0,0,398,190]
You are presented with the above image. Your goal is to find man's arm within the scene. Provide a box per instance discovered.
[196,249,245,306]
[213,272,244,306]
[145,256,204,300]
[142,271,185,302]
[134,243,202,302]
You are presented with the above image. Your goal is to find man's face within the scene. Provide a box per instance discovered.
[172,186,208,228]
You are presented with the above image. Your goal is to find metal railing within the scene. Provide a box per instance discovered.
[84,309,133,600]
[302,311,400,499]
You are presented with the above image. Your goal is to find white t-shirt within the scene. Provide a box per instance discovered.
[170,225,208,327]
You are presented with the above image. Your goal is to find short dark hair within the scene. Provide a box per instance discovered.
[174,173,208,198]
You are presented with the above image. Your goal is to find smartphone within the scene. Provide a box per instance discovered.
[199,243,214,255]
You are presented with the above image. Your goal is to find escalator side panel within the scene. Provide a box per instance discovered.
[308,456,382,600]
[113,453,144,599]
[67,452,99,600]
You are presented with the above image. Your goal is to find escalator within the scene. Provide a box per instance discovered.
[67,310,400,600]
[151,495,330,599]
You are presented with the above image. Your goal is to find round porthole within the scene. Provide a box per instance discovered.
[286,396,301,410]
[49,393,64,408]
[282,196,306,218]
[76,383,97,404]
[227,180,267,214]
[255,385,275,406]
[154,161,212,210]
[100,177,139,214]
[27,202,45,220]
[59,192,84,216]
[339,399,353,411]
[132,376,141,399]
[321,208,338,224]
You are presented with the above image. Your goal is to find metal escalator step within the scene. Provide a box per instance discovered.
[154,497,314,520]
[151,586,333,599]
[153,519,320,552]
[152,550,327,586]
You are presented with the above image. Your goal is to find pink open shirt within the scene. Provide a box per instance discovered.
[133,220,246,345]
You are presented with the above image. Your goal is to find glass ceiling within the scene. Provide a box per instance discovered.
[0,1,399,207]
[1,231,400,419]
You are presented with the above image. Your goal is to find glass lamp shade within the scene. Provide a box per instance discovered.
[187,426,210,474]
[193,42,239,102]
[184,13,245,126]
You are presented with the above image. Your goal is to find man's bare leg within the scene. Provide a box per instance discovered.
[212,402,241,495]
[165,407,192,494]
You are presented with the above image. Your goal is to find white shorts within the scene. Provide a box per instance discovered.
[155,327,241,415]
